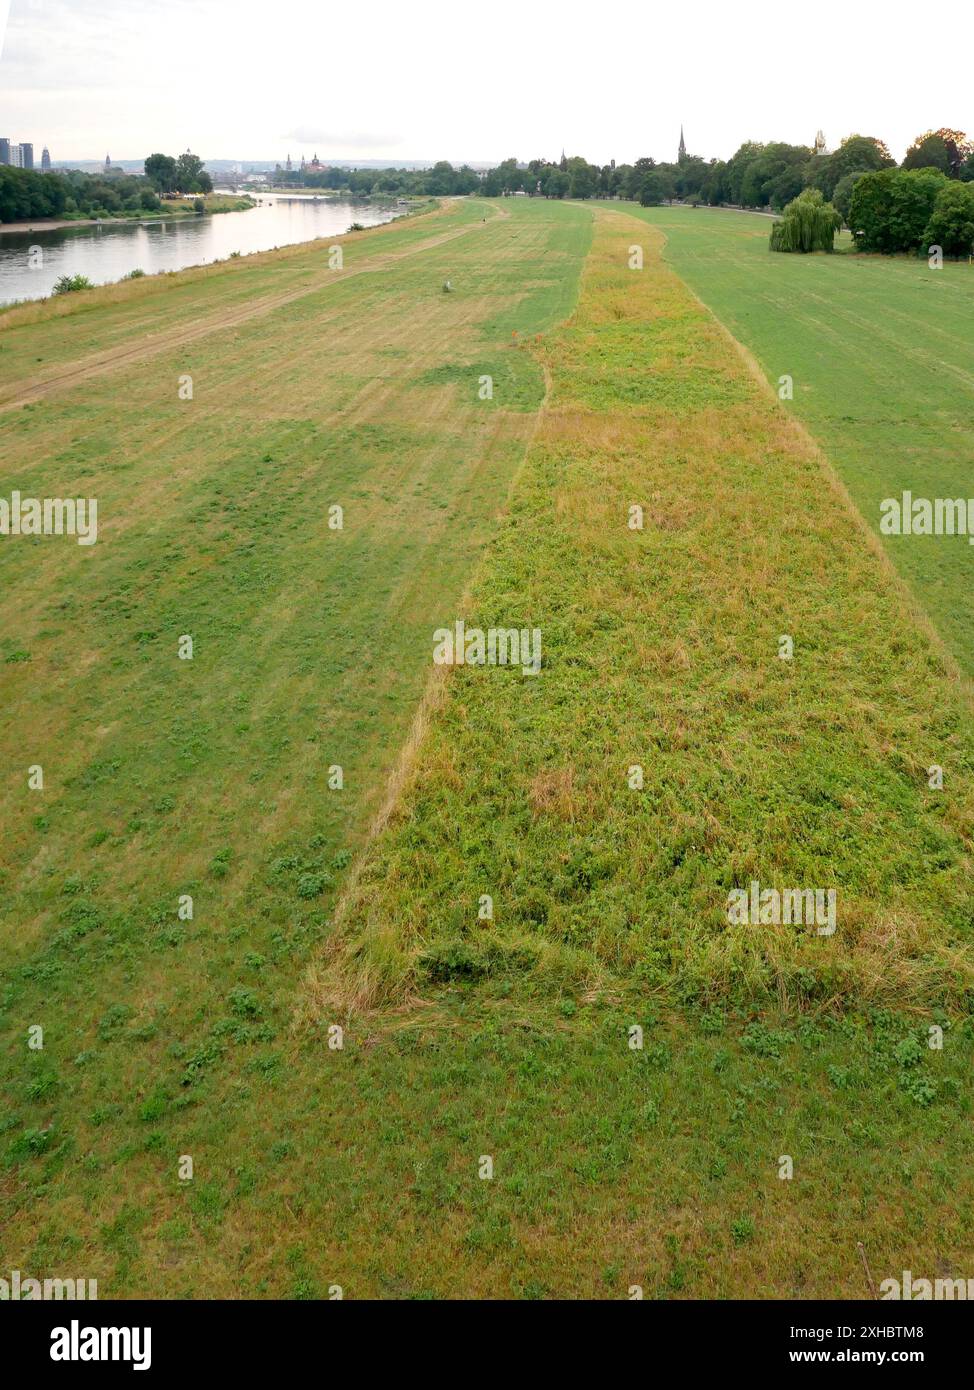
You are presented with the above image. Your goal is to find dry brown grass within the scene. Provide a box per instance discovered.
[529,767,578,821]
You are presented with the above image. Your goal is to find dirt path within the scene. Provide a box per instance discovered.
[0,207,504,416]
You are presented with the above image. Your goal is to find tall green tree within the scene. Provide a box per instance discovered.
[145,153,178,193]
[0,167,67,222]
[639,169,675,205]
[922,182,974,256]
[848,167,948,252]
[831,172,863,223]
[722,141,765,204]
[174,151,213,194]
[902,133,953,176]
[481,157,523,196]
[738,142,811,208]
[699,159,729,205]
[566,157,599,199]
[904,128,972,178]
[540,168,570,198]
[807,134,894,199]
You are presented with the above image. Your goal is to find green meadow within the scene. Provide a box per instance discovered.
[1,198,972,1299]
[621,203,974,675]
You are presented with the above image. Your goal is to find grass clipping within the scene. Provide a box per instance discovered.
[306,210,974,1019]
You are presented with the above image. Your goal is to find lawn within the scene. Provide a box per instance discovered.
[619,203,974,676]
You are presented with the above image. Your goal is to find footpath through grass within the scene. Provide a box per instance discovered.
[622,204,974,677]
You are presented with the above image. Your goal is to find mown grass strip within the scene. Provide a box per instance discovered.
[624,204,974,676]
[0,201,495,410]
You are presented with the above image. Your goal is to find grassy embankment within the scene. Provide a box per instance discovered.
[1,200,971,1298]
[318,207,974,1016]
[0,197,599,1290]
[0,197,479,342]
[623,204,974,675]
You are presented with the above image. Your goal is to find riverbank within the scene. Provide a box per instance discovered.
[0,193,256,237]
[0,193,414,305]
[0,198,445,328]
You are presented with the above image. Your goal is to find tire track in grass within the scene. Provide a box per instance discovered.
[0,207,506,414]
[0,200,588,956]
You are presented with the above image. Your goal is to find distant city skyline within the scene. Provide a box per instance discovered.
[0,138,35,169]
[1,0,970,167]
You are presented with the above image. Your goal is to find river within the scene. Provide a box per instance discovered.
[0,193,405,305]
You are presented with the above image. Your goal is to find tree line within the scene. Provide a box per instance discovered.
[316,128,974,257]
[295,131,971,211]
[473,129,974,213]
[0,167,164,223]
[769,130,974,256]
[4,131,972,254]
[273,160,481,197]
[144,151,213,195]
[0,150,212,224]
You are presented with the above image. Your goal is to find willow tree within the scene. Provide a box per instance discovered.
[769,188,842,252]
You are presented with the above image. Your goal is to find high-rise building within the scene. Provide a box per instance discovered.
[41,147,51,171]
[10,144,23,168]
[20,142,34,170]
[0,138,10,165]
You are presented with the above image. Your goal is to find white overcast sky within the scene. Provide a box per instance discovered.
[0,0,967,166]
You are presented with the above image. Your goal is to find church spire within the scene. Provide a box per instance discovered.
[678,126,686,162]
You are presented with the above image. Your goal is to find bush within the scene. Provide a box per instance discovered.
[123,268,146,280]
[52,274,94,295]
[296,872,329,900]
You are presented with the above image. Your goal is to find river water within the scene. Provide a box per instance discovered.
[0,193,404,305]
